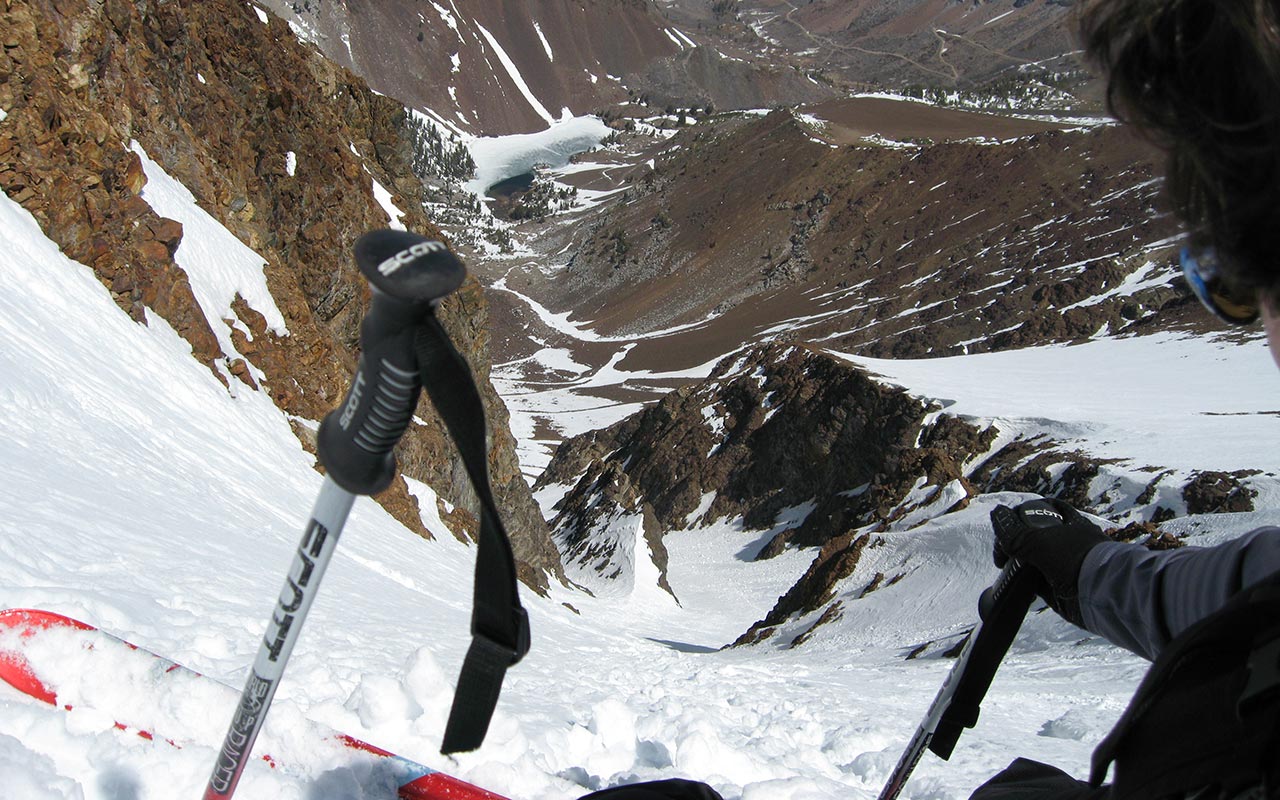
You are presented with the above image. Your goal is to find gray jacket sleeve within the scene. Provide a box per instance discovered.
[1077,526,1280,661]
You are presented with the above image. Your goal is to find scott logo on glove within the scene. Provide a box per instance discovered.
[1023,507,1064,523]
[378,239,448,276]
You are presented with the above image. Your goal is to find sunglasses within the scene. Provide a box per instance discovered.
[1179,247,1260,325]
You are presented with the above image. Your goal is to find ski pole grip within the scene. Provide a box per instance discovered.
[317,230,466,496]
[979,559,1028,621]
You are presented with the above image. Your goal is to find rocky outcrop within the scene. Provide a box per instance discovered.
[1183,470,1260,515]
[550,461,675,599]
[0,0,560,589]
[541,341,1260,645]
[539,344,993,589]
[543,345,934,537]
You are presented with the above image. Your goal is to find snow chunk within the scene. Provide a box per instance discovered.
[670,28,697,49]
[684,491,719,529]
[1039,709,1102,741]
[0,735,83,799]
[284,150,297,176]
[370,178,406,230]
[431,1,457,32]
[402,476,454,540]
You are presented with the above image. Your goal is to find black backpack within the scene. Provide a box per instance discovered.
[1090,570,1280,798]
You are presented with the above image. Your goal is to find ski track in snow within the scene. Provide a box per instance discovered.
[3,132,1280,800]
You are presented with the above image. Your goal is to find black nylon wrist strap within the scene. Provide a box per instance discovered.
[413,313,530,755]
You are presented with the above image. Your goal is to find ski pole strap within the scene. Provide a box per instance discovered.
[414,314,530,755]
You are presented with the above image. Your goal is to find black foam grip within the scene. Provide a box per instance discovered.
[317,295,426,495]
[316,230,467,496]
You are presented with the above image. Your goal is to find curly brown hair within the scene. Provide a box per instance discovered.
[1078,0,1280,298]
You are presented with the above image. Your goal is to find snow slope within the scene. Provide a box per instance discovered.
[837,334,1280,474]
[2,147,1279,800]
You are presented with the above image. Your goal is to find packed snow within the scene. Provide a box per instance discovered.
[3,139,1280,800]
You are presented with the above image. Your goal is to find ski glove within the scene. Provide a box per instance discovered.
[990,497,1110,627]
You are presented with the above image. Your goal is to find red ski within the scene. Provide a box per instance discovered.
[0,608,508,800]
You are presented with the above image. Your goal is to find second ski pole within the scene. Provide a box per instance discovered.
[878,557,1039,800]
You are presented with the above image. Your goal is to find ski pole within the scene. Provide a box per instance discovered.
[204,230,466,800]
[877,560,1038,800]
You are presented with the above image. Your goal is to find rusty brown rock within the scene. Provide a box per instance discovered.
[0,0,559,587]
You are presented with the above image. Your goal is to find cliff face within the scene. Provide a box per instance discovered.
[0,0,560,588]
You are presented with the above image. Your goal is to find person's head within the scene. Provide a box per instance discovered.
[1077,0,1280,365]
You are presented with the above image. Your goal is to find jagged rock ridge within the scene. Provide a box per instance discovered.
[540,343,1261,644]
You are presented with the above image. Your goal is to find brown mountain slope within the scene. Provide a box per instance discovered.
[531,103,1190,368]
[260,0,835,134]
[731,0,1088,99]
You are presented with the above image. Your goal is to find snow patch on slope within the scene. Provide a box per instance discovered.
[834,334,1280,473]
[533,20,554,61]
[130,141,289,361]
[475,22,557,127]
